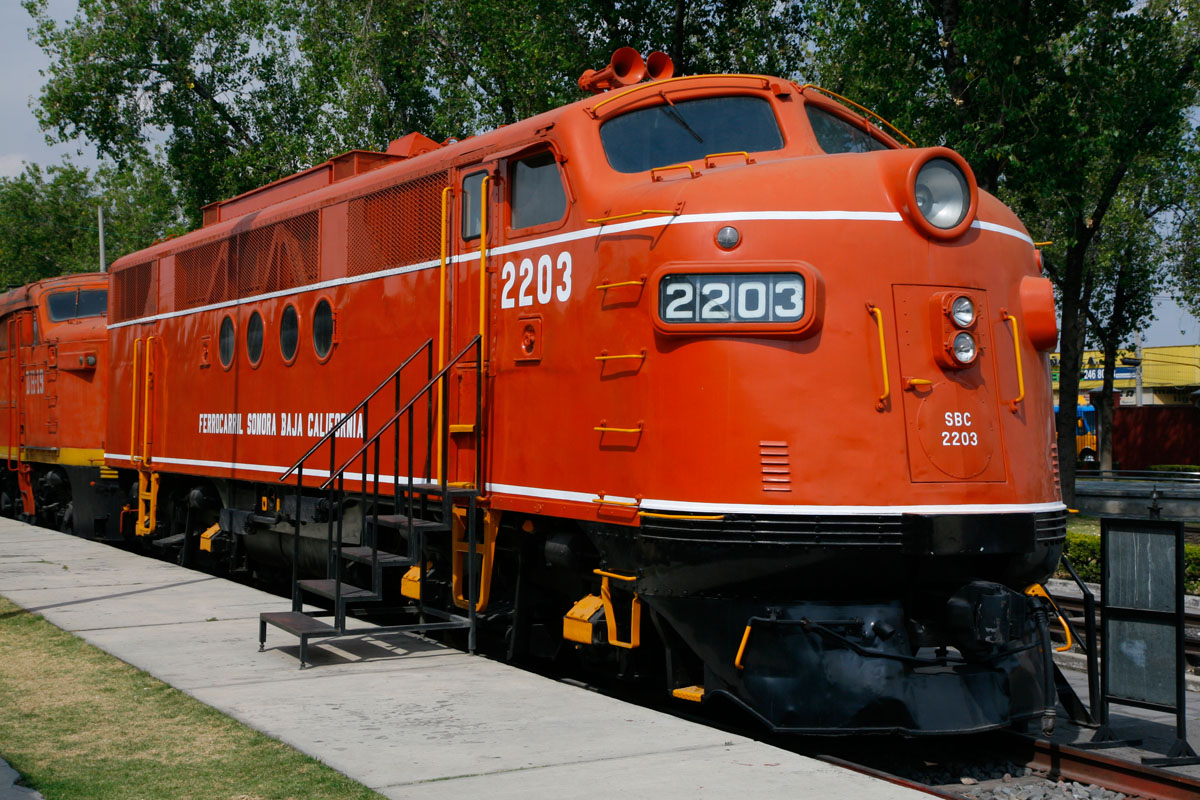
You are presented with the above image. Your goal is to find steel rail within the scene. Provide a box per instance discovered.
[1010,734,1200,800]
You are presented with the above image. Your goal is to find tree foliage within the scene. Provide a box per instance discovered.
[0,158,186,286]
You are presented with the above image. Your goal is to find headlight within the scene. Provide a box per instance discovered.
[915,158,970,230]
[952,332,977,364]
[950,296,975,327]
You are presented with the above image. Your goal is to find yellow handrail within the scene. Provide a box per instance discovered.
[650,163,696,182]
[129,338,142,462]
[734,624,753,670]
[141,336,156,464]
[594,422,644,433]
[797,84,916,148]
[436,186,451,479]
[597,571,641,649]
[638,511,725,521]
[595,279,646,290]
[703,151,753,167]
[867,304,889,411]
[587,209,675,224]
[1002,310,1025,412]
[479,177,490,364]
[1025,584,1073,653]
[591,496,640,507]
[595,350,646,362]
[588,73,773,116]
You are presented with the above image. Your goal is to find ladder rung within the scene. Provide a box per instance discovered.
[340,546,414,566]
[298,579,378,602]
[367,515,450,533]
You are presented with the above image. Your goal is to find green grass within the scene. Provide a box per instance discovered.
[1065,512,1101,537]
[0,595,384,800]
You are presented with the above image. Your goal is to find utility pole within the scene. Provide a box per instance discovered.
[98,205,107,273]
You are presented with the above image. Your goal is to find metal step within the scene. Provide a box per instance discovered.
[259,611,338,638]
[297,579,379,602]
[340,546,413,567]
[367,514,450,534]
[150,533,186,549]
[400,482,479,498]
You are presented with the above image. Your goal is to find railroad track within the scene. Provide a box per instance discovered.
[810,732,1200,800]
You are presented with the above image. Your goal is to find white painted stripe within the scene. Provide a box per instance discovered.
[102,454,1063,517]
[971,219,1033,245]
[108,210,1023,329]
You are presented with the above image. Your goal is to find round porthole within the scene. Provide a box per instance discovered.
[246,311,264,366]
[280,304,298,363]
[218,316,235,369]
[313,299,334,359]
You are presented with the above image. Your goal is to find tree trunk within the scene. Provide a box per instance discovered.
[1055,254,1089,507]
[1098,338,1117,471]
[671,0,686,72]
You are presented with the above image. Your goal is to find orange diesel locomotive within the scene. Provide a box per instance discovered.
[98,50,1065,734]
[0,273,114,534]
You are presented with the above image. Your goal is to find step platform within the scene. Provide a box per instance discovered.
[258,611,338,668]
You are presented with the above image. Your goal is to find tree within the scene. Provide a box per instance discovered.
[800,0,1200,503]
[0,157,186,286]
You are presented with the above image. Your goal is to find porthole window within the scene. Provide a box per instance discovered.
[246,311,264,366]
[313,299,334,359]
[219,316,235,369]
[280,304,298,363]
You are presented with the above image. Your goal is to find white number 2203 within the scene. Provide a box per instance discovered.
[501,252,572,309]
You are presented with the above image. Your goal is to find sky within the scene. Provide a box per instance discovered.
[1,2,1197,347]
[1,0,95,178]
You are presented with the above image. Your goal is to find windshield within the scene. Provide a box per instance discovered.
[600,95,784,173]
[806,106,890,154]
[46,289,107,322]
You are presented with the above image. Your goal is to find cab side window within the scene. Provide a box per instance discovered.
[461,171,487,240]
[510,152,566,230]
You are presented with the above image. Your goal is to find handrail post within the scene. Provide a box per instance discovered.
[372,440,381,583]
[1060,554,1100,715]
[292,466,303,612]
[475,337,483,492]
[335,471,345,632]
[360,405,369,544]
[467,493,478,654]
[327,437,336,578]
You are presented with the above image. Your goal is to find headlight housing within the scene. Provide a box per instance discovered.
[915,158,970,230]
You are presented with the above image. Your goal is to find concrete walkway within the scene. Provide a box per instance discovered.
[0,520,923,799]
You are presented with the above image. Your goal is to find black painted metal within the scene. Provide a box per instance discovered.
[261,335,484,666]
[1083,517,1200,766]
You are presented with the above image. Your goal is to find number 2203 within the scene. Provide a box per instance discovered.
[942,430,978,446]
[501,252,572,309]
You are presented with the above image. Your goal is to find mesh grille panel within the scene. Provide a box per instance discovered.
[112,260,157,322]
[176,239,236,310]
[347,172,447,277]
[237,212,320,296]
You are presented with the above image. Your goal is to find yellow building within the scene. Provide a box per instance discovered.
[1051,345,1200,406]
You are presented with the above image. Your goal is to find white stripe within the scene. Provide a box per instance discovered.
[971,219,1033,245]
[102,454,1062,516]
[108,210,1021,329]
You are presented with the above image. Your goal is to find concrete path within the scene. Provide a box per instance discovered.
[0,520,923,799]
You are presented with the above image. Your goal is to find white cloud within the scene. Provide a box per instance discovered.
[0,153,29,178]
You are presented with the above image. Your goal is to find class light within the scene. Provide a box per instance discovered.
[952,332,978,364]
[951,296,975,327]
[915,158,970,230]
[716,226,741,249]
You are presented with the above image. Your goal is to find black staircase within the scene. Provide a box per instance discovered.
[259,335,484,667]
